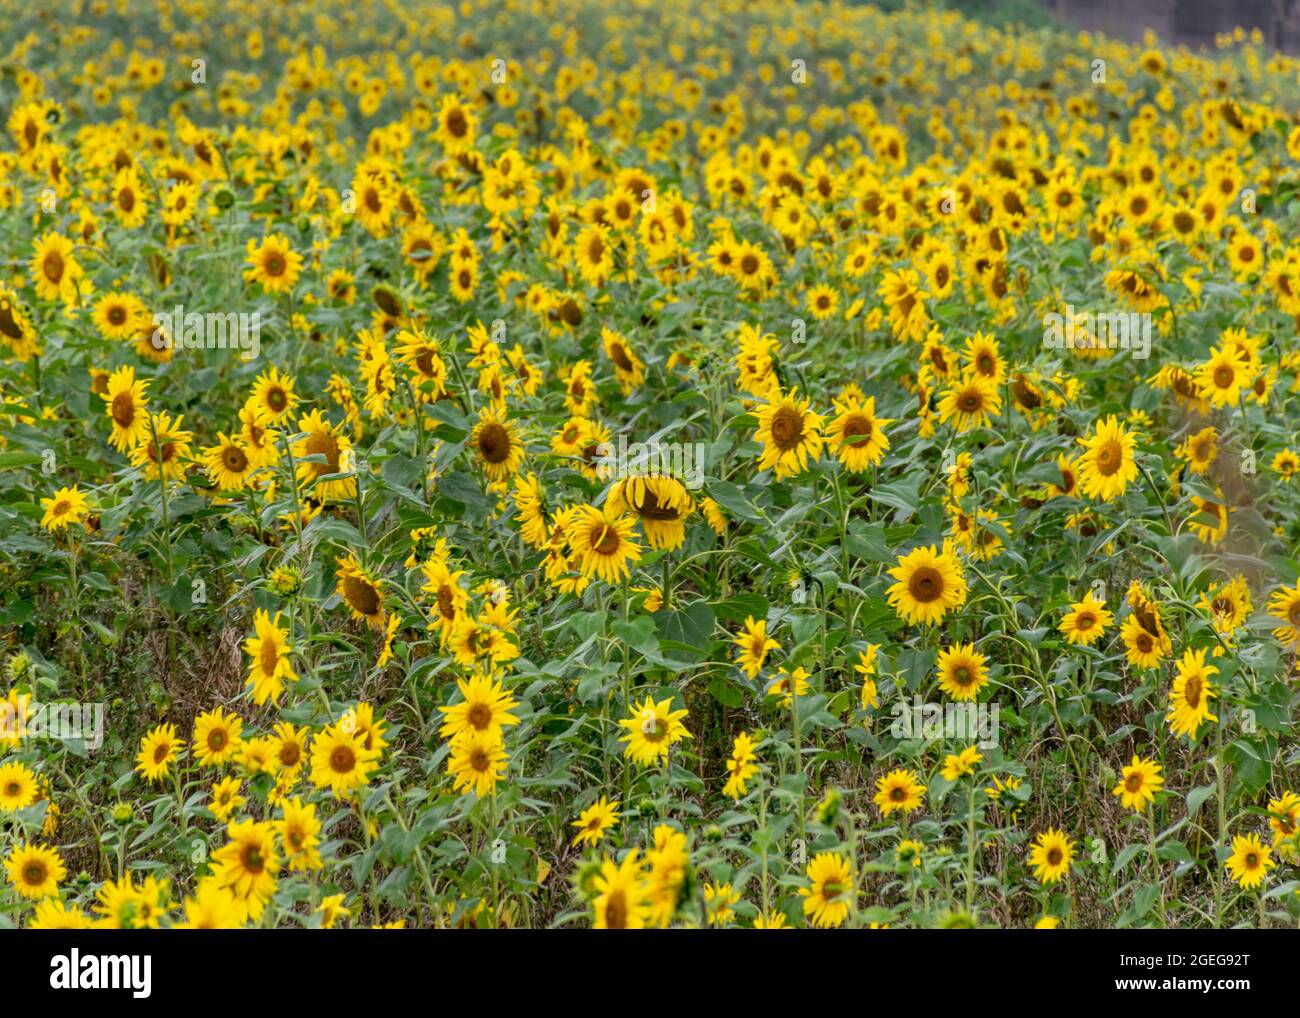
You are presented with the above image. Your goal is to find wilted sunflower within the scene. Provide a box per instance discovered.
[753,386,825,479]
[886,543,967,626]
[335,554,385,630]
[292,409,356,502]
[101,365,150,452]
[607,474,695,550]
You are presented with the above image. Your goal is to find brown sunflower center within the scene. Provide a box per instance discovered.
[769,406,805,451]
[343,575,381,617]
[476,422,511,464]
[908,566,943,603]
[330,745,356,774]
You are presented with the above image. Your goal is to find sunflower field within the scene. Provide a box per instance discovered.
[1,0,1300,933]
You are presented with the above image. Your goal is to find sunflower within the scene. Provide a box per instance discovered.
[5,842,66,899]
[941,745,983,781]
[1059,591,1113,646]
[1268,792,1300,855]
[211,819,280,921]
[395,328,447,398]
[310,722,381,799]
[193,706,245,767]
[963,332,1006,386]
[0,760,38,810]
[435,94,477,154]
[591,850,651,929]
[101,365,150,452]
[1267,582,1300,647]
[601,327,645,393]
[92,291,145,341]
[0,287,38,360]
[574,223,614,285]
[874,768,926,816]
[1198,575,1252,635]
[276,796,322,872]
[733,615,779,678]
[470,406,525,482]
[422,553,470,641]
[249,367,299,424]
[765,665,811,707]
[1195,344,1248,407]
[1076,414,1138,502]
[208,777,246,822]
[799,851,853,928]
[753,386,825,479]
[1028,828,1074,884]
[244,234,303,294]
[135,722,184,783]
[28,899,93,930]
[1120,613,1167,670]
[271,722,309,776]
[571,796,620,847]
[1178,426,1218,474]
[567,503,642,584]
[1110,755,1163,811]
[112,166,149,228]
[805,284,839,321]
[244,609,296,706]
[130,411,193,482]
[292,409,356,502]
[203,432,255,490]
[1272,449,1299,482]
[936,641,989,701]
[438,672,520,741]
[1167,647,1218,740]
[827,394,891,472]
[174,878,242,929]
[447,729,508,797]
[335,553,386,629]
[608,474,695,550]
[618,695,691,766]
[39,485,90,532]
[886,543,967,626]
[937,372,1001,432]
[30,231,82,304]
[722,732,759,800]
[1225,833,1275,890]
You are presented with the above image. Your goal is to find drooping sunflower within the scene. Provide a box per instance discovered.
[469,406,525,482]
[935,641,989,701]
[101,365,151,452]
[244,609,296,706]
[601,327,645,394]
[335,554,386,630]
[753,386,825,479]
[886,544,967,626]
[567,503,642,584]
[5,842,66,899]
[799,852,854,928]
[827,394,891,472]
[1058,591,1113,646]
[130,411,193,482]
[135,722,185,783]
[571,795,621,848]
[608,474,695,550]
[618,696,691,766]
[873,768,926,816]
[1112,755,1163,812]
[1076,414,1138,502]
[1167,647,1218,740]
[1028,828,1074,884]
[244,234,303,294]
[1187,493,1229,545]
[193,706,245,767]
